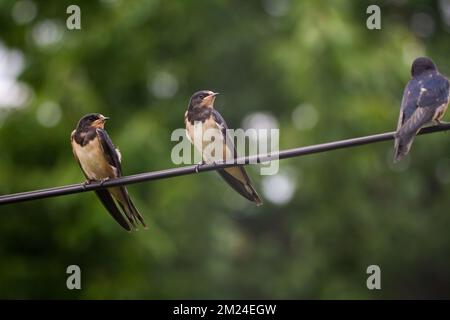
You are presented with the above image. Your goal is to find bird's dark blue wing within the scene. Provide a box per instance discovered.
[211,109,262,205]
[397,72,449,131]
[96,128,122,174]
[96,128,146,229]
[418,73,450,109]
[95,189,132,231]
[211,109,239,160]
[394,71,450,162]
[211,110,229,138]
[398,78,421,128]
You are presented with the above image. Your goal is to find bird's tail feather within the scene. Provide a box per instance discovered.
[110,187,147,230]
[393,125,418,163]
[95,189,132,231]
[246,183,263,207]
[126,193,147,228]
[393,136,414,163]
[217,169,263,206]
[394,107,435,163]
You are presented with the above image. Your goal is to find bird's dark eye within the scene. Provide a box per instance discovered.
[199,94,205,99]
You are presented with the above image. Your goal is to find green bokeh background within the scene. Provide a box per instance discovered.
[1,0,450,299]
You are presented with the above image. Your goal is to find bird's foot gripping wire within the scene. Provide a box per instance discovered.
[438,121,450,132]
[99,177,110,186]
[82,180,93,189]
[195,160,206,173]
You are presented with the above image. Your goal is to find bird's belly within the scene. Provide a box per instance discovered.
[73,139,116,180]
[188,119,233,164]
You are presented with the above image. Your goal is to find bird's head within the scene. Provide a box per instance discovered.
[76,113,109,131]
[188,90,219,110]
[411,57,437,77]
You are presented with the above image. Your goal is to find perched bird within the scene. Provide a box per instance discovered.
[394,57,450,162]
[71,113,146,231]
[184,90,262,206]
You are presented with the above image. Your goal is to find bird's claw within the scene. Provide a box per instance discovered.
[195,161,206,173]
[99,178,110,186]
[82,180,92,189]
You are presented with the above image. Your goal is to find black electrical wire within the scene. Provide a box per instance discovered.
[1,123,449,206]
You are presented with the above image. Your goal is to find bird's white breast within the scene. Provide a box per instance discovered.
[186,117,233,164]
[72,137,116,180]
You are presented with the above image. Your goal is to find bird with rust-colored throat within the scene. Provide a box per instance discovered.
[185,90,263,206]
[71,113,146,231]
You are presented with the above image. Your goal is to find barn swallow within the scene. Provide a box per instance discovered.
[394,57,450,162]
[71,113,146,231]
[184,90,263,206]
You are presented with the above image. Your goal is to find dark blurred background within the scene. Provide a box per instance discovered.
[1,0,450,299]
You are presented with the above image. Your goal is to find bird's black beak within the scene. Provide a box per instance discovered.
[211,92,219,97]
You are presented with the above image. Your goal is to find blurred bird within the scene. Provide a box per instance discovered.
[394,57,450,162]
[184,90,262,206]
[71,113,146,231]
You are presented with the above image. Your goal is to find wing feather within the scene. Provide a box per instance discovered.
[212,110,262,205]
[95,189,132,231]
[96,128,146,228]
